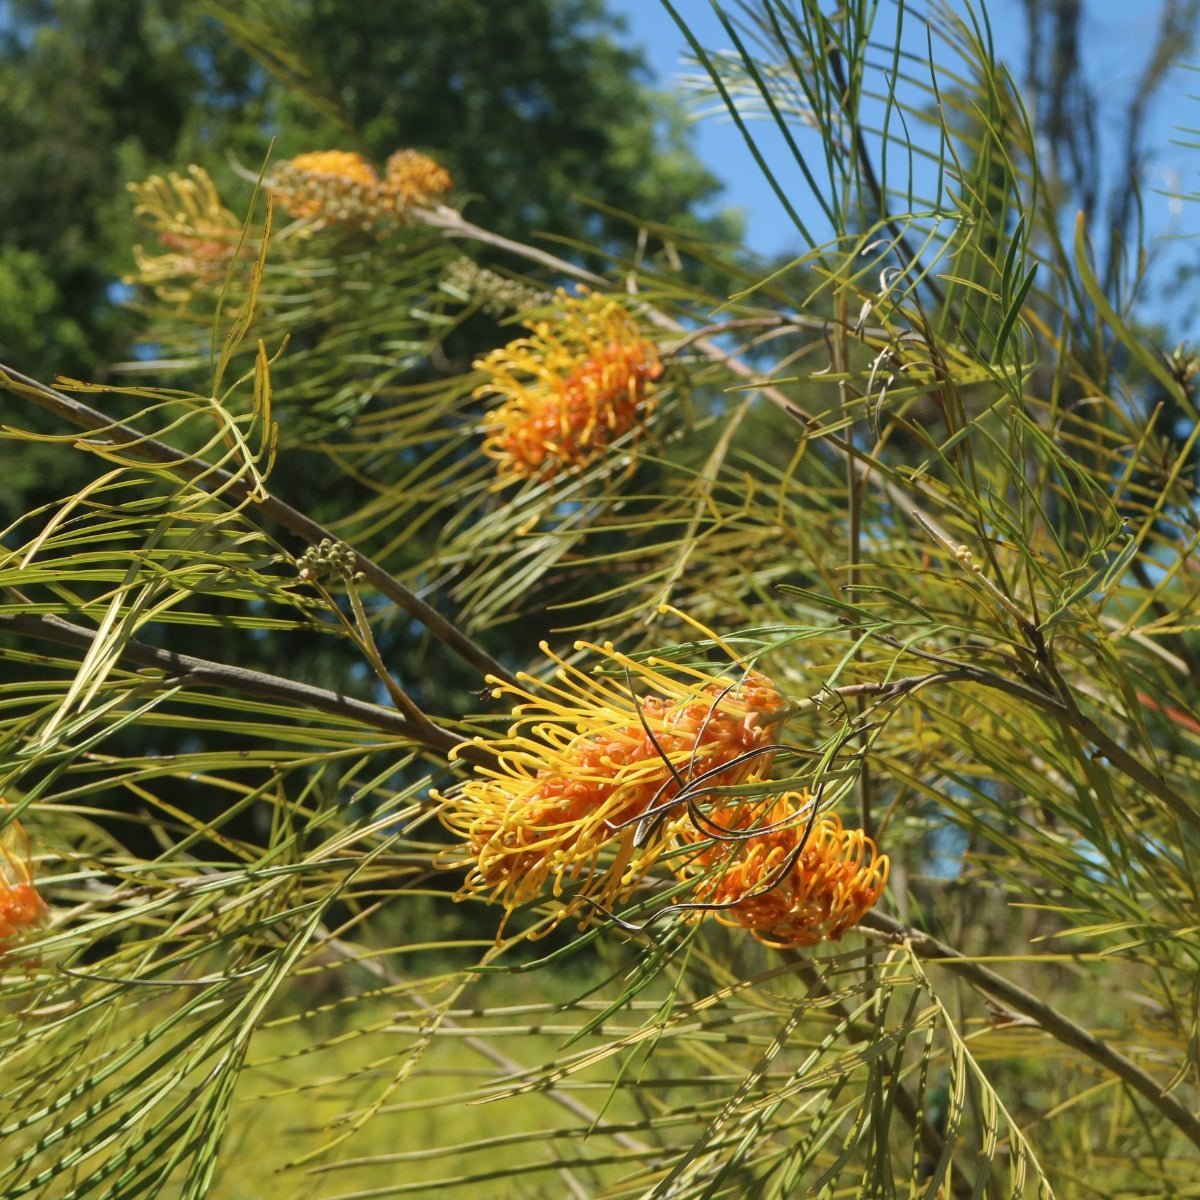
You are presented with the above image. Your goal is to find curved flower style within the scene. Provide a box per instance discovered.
[435,638,784,937]
[382,149,454,211]
[0,817,47,949]
[271,149,382,222]
[475,290,663,482]
[126,167,244,301]
[674,793,889,947]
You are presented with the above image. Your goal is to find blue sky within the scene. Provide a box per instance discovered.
[606,0,1198,332]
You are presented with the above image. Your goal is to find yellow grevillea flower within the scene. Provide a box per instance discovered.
[271,148,454,228]
[382,149,454,210]
[271,150,381,221]
[435,639,784,937]
[674,793,889,946]
[126,167,244,301]
[0,817,47,949]
[475,290,663,482]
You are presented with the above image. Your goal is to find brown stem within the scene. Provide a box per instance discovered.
[0,363,517,689]
[664,315,891,358]
[0,610,498,769]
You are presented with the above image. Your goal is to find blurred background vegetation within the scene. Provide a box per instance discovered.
[0,0,741,382]
[0,0,744,721]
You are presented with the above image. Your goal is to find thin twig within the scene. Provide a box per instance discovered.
[782,951,976,1200]
[319,934,655,1159]
[869,630,1200,834]
[0,610,497,768]
[418,204,962,552]
[664,314,891,358]
[825,46,947,312]
[416,206,608,288]
[0,363,517,689]
[341,578,431,728]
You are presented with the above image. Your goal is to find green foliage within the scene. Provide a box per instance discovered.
[0,0,267,378]
[0,246,91,374]
[2,1,1200,1197]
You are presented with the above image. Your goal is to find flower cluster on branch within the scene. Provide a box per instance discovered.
[126,147,456,299]
[270,147,454,228]
[474,289,663,482]
[435,628,888,945]
[126,166,247,302]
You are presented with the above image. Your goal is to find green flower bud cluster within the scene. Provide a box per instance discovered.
[442,257,552,316]
[271,162,398,232]
[296,538,358,584]
[1168,343,1200,386]
[271,149,454,234]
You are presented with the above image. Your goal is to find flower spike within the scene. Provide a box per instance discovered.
[269,147,454,230]
[475,289,663,482]
[271,150,381,223]
[126,166,245,301]
[434,636,785,938]
[673,793,889,947]
[383,149,454,211]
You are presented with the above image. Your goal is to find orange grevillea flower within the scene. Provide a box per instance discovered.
[271,148,453,229]
[435,638,784,937]
[673,793,888,947]
[475,290,663,482]
[126,167,245,302]
[0,818,47,950]
[271,150,381,221]
[382,149,454,210]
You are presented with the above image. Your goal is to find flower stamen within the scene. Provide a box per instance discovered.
[434,636,784,938]
[475,290,663,482]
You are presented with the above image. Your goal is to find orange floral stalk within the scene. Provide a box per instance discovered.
[435,637,784,937]
[475,290,662,482]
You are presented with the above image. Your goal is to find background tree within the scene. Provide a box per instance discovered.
[213,0,737,253]
[0,0,740,722]
[0,0,267,380]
